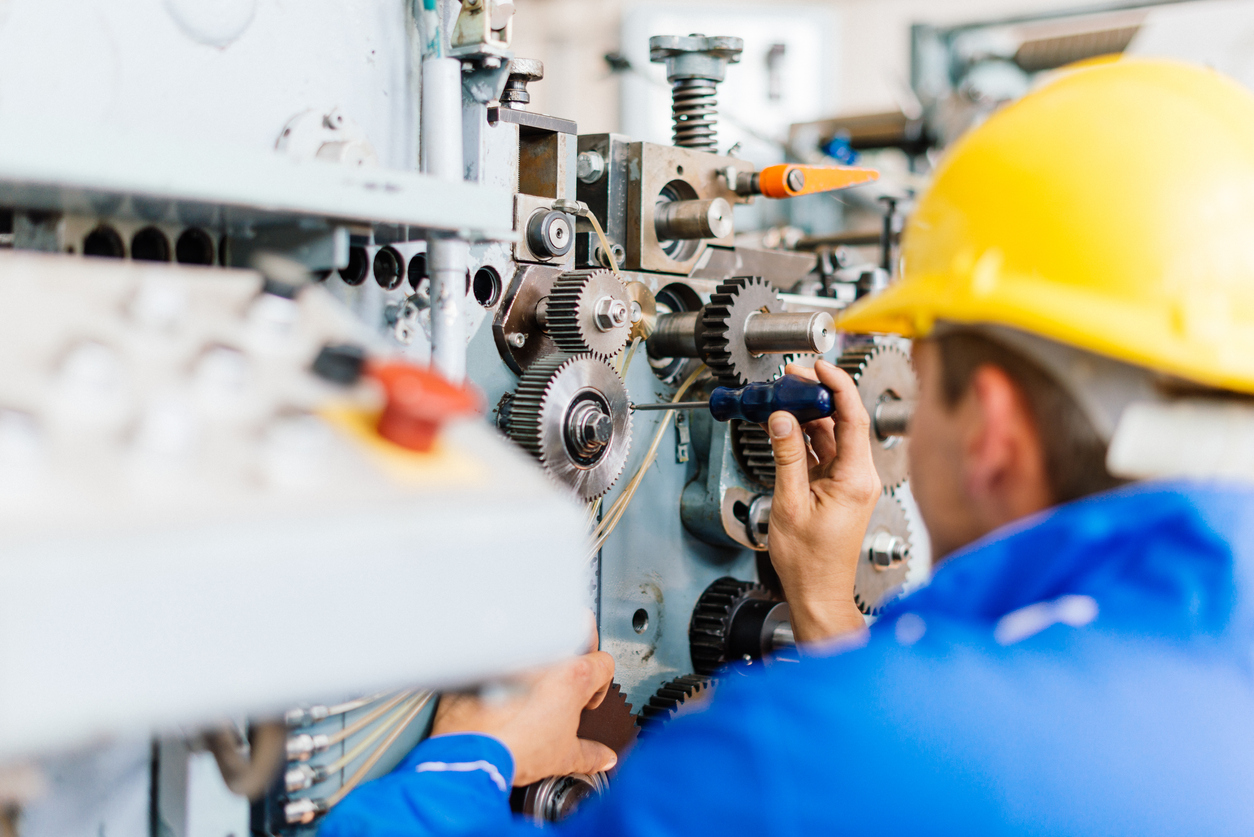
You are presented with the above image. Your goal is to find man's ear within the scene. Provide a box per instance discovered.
[961,364,1046,509]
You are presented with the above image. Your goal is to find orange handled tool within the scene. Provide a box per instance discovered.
[755,164,879,199]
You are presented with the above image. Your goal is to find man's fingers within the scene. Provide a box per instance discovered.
[803,416,837,465]
[811,360,877,487]
[569,739,618,777]
[573,650,616,711]
[768,410,812,515]
[783,362,819,382]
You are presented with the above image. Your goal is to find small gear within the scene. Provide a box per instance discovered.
[854,491,914,615]
[699,276,784,385]
[730,420,774,488]
[577,681,638,757]
[545,269,632,360]
[637,675,714,735]
[506,353,632,500]
[836,342,917,490]
[689,577,774,675]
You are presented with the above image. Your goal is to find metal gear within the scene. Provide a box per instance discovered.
[730,420,774,488]
[545,269,632,360]
[577,681,639,757]
[637,675,714,735]
[699,276,784,385]
[836,342,917,490]
[688,576,774,675]
[854,491,913,615]
[506,353,632,500]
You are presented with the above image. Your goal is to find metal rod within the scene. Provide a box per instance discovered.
[631,401,709,411]
[647,311,702,358]
[874,399,913,438]
[743,311,836,354]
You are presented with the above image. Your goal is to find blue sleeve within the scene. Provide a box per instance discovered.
[318,734,531,837]
[318,677,782,837]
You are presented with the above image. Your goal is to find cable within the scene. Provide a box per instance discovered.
[319,694,425,776]
[325,692,434,808]
[324,692,412,747]
[590,364,706,555]
[325,691,389,718]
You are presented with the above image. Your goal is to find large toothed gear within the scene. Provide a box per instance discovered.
[688,576,773,675]
[506,353,632,500]
[699,276,784,385]
[546,269,633,360]
[577,681,639,757]
[637,675,714,735]
[836,343,917,490]
[855,491,913,615]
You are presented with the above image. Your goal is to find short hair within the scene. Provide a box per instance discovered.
[933,330,1126,505]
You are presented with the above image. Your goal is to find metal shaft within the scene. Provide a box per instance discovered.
[632,401,708,411]
[743,311,836,355]
[874,399,913,438]
[422,57,468,383]
[654,197,733,241]
[647,311,701,358]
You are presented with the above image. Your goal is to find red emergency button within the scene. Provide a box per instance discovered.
[367,361,482,452]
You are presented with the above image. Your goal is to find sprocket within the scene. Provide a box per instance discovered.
[505,353,632,500]
[698,276,784,385]
[836,342,917,490]
[637,675,714,735]
[545,269,632,360]
[688,576,774,675]
[854,491,913,615]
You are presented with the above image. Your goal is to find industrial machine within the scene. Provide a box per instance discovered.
[0,1,935,833]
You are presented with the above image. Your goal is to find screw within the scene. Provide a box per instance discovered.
[577,150,606,184]
[786,168,805,191]
[508,332,527,348]
[594,297,629,331]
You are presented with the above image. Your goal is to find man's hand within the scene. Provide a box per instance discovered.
[767,359,881,643]
[431,638,618,787]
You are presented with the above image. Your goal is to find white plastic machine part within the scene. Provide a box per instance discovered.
[0,251,589,761]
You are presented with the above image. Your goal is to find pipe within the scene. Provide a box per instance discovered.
[422,56,468,382]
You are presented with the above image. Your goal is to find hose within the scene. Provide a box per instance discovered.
[205,720,288,801]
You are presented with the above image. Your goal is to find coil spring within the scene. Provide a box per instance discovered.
[671,78,718,150]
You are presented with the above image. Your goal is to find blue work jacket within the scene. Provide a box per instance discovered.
[320,481,1254,835]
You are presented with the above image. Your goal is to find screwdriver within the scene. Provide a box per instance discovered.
[632,374,835,424]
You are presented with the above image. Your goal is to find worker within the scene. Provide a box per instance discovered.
[320,58,1254,835]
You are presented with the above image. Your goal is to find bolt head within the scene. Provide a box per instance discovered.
[508,332,526,348]
[786,168,806,191]
[594,297,629,331]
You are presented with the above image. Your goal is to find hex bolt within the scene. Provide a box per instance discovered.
[577,150,606,184]
[869,532,908,568]
[594,297,629,332]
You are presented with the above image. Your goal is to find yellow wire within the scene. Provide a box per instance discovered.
[326,692,434,808]
[320,694,424,776]
[583,210,624,281]
[591,365,706,555]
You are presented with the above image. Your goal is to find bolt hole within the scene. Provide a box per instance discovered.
[632,608,649,634]
[373,246,404,290]
[473,266,502,307]
[407,253,428,289]
[732,500,750,524]
[676,165,684,175]
[175,228,215,265]
[131,227,171,262]
[83,225,125,259]
[339,246,369,286]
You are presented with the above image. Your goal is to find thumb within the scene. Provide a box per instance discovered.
[569,739,618,776]
[768,411,810,512]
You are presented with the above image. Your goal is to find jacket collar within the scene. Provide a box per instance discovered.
[890,481,1247,637]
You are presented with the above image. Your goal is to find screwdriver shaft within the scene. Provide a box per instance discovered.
[631,401,709,411]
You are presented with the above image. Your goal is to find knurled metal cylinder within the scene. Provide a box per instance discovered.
[742,311,836,355]
[647,311,702,358]
[654,197,733,241]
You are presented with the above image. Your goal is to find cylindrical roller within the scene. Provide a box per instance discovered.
[743,311,836,355]
[647,311,702,358]
[874,399,913,438]
[654,197,733,241]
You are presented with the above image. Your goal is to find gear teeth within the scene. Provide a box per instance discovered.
[698,276,781,386]
[545,270,630,360]
[637,674,714,734]
[730,420,775,488]
[688,576,768,675]
[507,353,572,460]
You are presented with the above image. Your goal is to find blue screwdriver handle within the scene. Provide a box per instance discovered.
[708,374,835,423]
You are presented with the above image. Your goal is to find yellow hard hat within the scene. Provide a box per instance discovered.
[837,59,1254,394]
